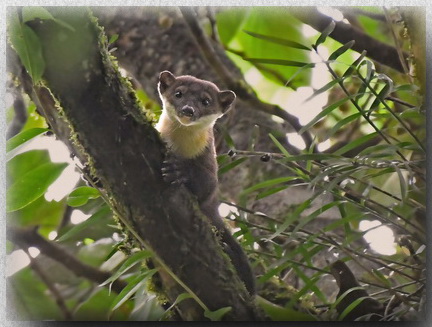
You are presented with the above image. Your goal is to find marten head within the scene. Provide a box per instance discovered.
[158,71,236,128]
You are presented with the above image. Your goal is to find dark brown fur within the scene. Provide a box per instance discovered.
[157,71,255,294]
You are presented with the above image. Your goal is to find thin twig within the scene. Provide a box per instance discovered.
[26,250,74,320]
[8,226,127,294]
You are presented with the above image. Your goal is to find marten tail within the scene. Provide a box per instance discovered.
[219,226,256,295]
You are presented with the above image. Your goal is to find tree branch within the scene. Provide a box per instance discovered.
[8,226,127,295]
[26,251,74,320]
[291,7,407,72]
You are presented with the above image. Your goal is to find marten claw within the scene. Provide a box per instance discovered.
[161,157,188,185]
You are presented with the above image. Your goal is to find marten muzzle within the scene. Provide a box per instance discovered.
[180,105,195,118]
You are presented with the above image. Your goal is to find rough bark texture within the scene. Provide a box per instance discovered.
[21,8,259,320]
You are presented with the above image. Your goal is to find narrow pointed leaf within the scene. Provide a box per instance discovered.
[110,269,158,311]
[338,297,370,321]
[204,306,233,321]
[244,30,311,51]
[314,20,336,48]
[334,132,378,156]
[369,80,392,111]
[299,95,356,134]
[257,296,317,321]
[343,50,367,78]
[328,40,355,62]
[392,163,407,202]
[268,133,290,157]
[256,185,289,200]
[100,250,153,286]
[218,157,247,175]
[244,58,314,68]
[57,205,112,242]
[242,176,297,195]
[326,112,362,139]
[302,78,343,104]
[6,128,48,152]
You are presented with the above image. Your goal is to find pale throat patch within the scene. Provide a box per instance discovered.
[156,105,220,159]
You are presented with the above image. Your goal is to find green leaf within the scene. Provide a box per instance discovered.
[368,78,393,112]
[314,20,336,48]
[257,296,317,321]
[6,128,49,153]
[328,40,355,62]
[22,7,75,31]
[7,161,68,212]
[372,269,391,287]
[244,58,314,68]
[67,186,101,207]
[288,201,344,244]
[204,306,233,321]
[216,8,249,45]
[326,112,362,139]
[242,176,297,195]
[233,8,312,88]
[218,157,247,175]
[110,276,144,311]
[292,267,327,304]
[57,205,112,242]
[256,185,289,200]
[243,30,311,50]
[299,95,356,135]
[343,50,367,78]
[161,293,193,319]
[310,164,354,187]
[267,198,314,241]
[330,285,364,311]
[8,267,63,320]
[108,33,119,44]
[333,132,378,156]
[302,78,343,104]
[22,7,55,22]
[268,133,290,157]
[74,288,125,321]
[338,296,370,321]
[8,12,45,84]
[323,212,364,232]
[392,163,407,202]
[8,195,66,229]
[100,250,153,287]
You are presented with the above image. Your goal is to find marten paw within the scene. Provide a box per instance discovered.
[161,154,188,185]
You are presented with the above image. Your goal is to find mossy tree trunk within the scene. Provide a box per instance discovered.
[12,7,259,321]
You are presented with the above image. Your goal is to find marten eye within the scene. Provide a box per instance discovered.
[202,98,211,106]
[175,91,182,98]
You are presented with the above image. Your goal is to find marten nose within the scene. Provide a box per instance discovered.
[181,105,195,117]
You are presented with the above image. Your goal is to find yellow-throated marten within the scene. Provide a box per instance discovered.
[156,70,255,294]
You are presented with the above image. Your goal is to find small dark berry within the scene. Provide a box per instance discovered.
[260,153,272,162]
[227,149,236,157]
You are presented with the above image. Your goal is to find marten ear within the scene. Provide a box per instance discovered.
[219,90,236,113]
[159,71,176,93]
